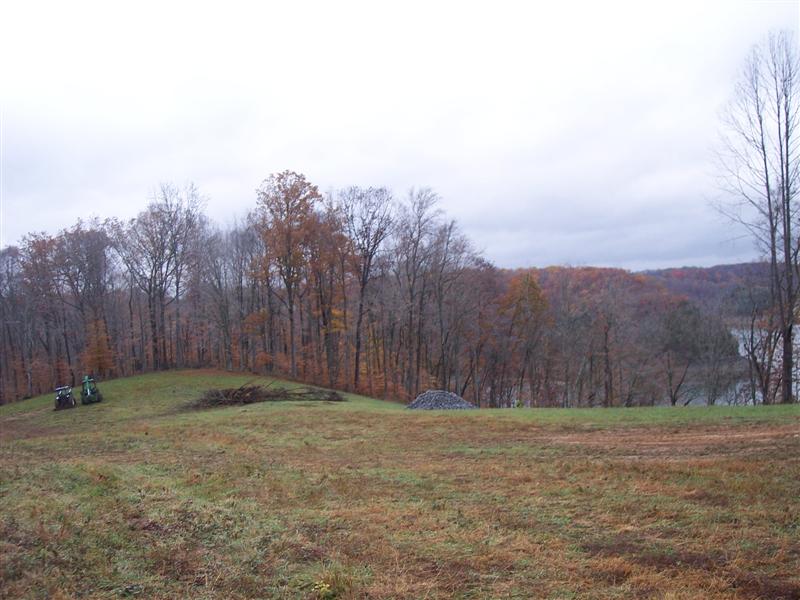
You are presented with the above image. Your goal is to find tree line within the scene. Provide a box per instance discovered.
[0,172,752,407]
[719,31,799,405]
[3,31,796,408]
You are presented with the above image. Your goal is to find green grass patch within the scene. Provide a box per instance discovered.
[1,370,798,599]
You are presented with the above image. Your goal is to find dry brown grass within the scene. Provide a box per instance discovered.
[1,371,798,599]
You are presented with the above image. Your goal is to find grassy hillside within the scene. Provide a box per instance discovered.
[1,371,799,599]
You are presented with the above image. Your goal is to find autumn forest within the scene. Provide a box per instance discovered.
[1,171,774,408]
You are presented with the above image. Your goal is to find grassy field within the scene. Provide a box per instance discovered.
[1,371,799,599]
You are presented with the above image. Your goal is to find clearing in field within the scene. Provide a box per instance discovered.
[1,371,799,599]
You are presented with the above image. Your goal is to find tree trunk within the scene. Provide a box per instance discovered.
[603,324,613,407]
[782,325,793,403]
[175,276,183,369]
[148,293,159,370]
[353,287,366,389]
[288,291,297,378]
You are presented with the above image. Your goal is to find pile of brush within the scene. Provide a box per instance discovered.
[189,382,344,409]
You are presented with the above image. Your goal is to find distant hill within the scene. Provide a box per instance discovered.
[501,263,770,310]
[641,263,769,307]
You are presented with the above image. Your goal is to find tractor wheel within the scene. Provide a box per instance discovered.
[56,394,76,410]
[96,392,103,403]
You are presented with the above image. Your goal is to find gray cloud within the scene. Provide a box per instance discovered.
[1,0,796,269]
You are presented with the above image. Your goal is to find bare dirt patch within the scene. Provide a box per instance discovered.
[584,534,800,600]
[0,409,62,442]
[545,422,800,459]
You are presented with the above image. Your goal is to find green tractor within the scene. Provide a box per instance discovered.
[80,375,103,405]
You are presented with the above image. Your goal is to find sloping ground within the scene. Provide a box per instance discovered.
[1,371,799,599]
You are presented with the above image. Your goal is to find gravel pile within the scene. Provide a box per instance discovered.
[407,389,476,410]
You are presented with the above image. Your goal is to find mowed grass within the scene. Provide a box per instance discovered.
[1,371,799,599]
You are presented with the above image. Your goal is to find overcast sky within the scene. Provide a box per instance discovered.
[1,1,798,270]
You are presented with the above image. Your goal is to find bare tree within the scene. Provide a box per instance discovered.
[336,186,394,389]
[734,281,782,404]
[111,184,203,370]
[201,226,234,370]
[167,184,203,368]
[393,189,440,397]
[429,220,476,391]
[719,31,799,404]
[658,301,703,406]
[0,247,26,401]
